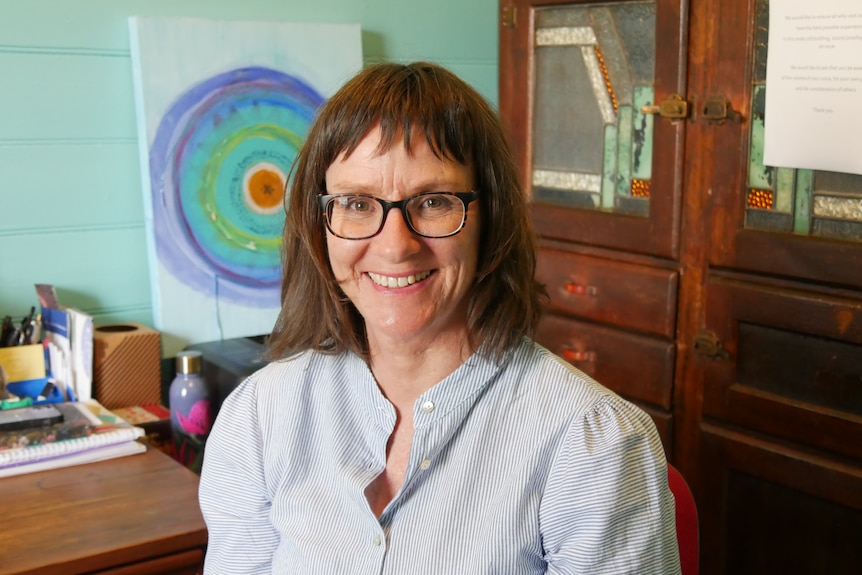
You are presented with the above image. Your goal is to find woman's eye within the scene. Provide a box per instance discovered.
[343,197,372,212]
[420,195,452,210]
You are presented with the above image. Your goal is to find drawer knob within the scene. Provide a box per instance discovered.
[562,348,597,363]
[564,282,598,296]
[693,329,730,361]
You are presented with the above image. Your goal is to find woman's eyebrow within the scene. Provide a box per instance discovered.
[325,179,470,195]
[323,181,376,194]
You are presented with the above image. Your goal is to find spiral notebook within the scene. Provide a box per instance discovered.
[0,401,146,477]
[0,439,147,478]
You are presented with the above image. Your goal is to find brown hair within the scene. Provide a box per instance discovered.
[265,61,546,362]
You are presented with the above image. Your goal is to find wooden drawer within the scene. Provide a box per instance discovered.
[93,549,204,575]
[536,313,675,410]
[536,249,678,338]
[703,275,862,460]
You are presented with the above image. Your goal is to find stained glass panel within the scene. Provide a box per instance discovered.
[745,0,862,242]
[532,2,656,217]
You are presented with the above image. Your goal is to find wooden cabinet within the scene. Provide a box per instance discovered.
[500,0,862,572]
[1,448,207,575]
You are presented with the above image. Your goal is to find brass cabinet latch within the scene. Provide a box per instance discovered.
[693,330,730,361]
[641,94,745,125]
[701,95,744,125]
[501,4,516,28]
[640,93,690,123]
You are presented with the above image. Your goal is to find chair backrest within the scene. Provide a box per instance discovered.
[668,464,699,575]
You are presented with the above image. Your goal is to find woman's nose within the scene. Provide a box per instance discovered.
[375,207,421,257]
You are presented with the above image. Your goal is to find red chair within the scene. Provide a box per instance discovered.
[668,464,699,575]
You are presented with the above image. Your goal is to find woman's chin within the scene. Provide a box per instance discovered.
[366,315,471,351]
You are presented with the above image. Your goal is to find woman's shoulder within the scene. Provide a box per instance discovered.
[511,339,663,459]
[257,346,362,374]
[225,349,359,405]
[510,338,611,399]
[508,338,654,428]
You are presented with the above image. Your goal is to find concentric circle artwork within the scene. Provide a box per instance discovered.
[130,17,361,351]
[148,66,324,307]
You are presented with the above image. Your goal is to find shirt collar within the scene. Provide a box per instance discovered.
[342,343,509,430]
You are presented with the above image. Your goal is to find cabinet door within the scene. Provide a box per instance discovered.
[699,425,862,575]
[693,0,862,572]
[499,0,689,258]
[702,276,862,462]
[707,0,862,288]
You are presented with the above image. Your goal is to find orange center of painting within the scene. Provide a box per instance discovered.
[247,169,284,210]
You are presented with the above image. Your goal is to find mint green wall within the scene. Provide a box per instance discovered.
[0,0,498,335]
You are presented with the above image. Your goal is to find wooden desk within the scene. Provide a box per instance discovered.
[0,446,208,575]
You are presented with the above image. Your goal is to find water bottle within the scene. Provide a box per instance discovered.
[169,350,213,473]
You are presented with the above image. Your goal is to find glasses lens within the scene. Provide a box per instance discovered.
[326,195,382,239]
[406,193,466,238]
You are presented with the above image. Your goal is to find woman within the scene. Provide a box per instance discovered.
[199,62,681,574]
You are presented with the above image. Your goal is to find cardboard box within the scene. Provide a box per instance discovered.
[93,323,162,409]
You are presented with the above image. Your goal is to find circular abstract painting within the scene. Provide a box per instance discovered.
[148,66,324,307]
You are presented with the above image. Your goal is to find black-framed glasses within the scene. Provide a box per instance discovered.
[318,190,479,240]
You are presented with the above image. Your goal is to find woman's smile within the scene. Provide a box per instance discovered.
[367,270,432,289]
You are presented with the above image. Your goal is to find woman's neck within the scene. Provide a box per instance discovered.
[367,330,474,407]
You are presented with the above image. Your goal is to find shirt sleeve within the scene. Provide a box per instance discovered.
[539,395,682,575]
[199,375,280,575]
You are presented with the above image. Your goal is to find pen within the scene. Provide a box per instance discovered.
[28,313,41,345]
[0,316,12,346]
[19,306,36,345]
[0,306,38,346]
[5,326,21,347]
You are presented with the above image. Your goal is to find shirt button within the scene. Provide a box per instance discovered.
[419,458,431,470]
[421,401,435,413]
[373,535,381,546]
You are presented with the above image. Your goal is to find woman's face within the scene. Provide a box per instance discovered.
[323,126,480,353]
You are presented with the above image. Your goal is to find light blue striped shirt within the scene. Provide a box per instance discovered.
[199,338,681,574]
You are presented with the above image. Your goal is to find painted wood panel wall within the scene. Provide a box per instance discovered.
[0,0,498,346]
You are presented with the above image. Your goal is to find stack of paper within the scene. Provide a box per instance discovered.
[37,284,94,402]
[0,400,146,478]
[42,307,94,402]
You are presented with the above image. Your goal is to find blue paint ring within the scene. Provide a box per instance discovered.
[149,66,324,307]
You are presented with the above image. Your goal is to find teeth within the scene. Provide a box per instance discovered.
[369,270,430,288]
